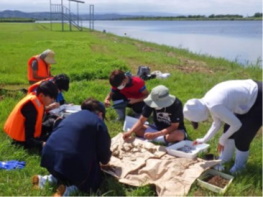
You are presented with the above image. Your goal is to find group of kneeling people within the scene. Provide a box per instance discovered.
[3,69,262,196]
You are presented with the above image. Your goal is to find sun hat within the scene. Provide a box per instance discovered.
[41,49,56,64]
[183,99,209,122]
[144,85,175,108]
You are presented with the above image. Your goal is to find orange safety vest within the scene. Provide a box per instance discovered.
[3,94,44,142]
[27,77,53,94]
[27,55,51,83]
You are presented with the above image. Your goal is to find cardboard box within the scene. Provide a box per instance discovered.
[197,169,234,194]
[166,140,209,159]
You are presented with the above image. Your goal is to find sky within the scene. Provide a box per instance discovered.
[0,0,262,16]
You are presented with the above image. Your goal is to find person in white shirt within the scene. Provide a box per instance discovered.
[183,79,262,174]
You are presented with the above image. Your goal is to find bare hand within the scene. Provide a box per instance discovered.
[104,99,111,107]
[192,140,201,145]
[123,132,132,141]
[217,143,224,153]
[49,102,60,110]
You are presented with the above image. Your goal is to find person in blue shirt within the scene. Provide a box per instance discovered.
[32,98,112,196]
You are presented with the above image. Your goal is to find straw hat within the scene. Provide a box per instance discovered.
[41,49,56,64]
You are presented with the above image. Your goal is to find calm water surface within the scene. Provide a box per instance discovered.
[83,20,262,66]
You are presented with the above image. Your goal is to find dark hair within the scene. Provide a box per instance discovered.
[81,98,106,119]
[53,74,70,91]
[109,70,126,87]
[36,81,58,99]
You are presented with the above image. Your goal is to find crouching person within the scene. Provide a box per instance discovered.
[32,98,112,196]
[3,81,58,151]
[28,73,70,111]
[123,85,187,145]
[104,69,149,121]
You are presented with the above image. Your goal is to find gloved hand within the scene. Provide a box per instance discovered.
[0,160,26,170]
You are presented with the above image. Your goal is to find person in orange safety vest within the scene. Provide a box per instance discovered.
[27,49,56,84]
[28,74,70,111]
[3,81,58,151]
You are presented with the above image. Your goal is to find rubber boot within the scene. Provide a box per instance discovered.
[214,139,235,171]
[230,149,249,175]
[115,108,125,121]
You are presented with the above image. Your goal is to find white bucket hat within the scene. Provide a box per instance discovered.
[144,85,175,108]
[183,99,209,122]
[41,49,56,64]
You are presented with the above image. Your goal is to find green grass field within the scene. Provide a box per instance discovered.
[0,23,262,196]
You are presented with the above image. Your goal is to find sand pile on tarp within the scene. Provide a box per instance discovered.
[101,133,219,196]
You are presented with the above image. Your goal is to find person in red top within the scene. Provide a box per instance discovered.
[27,49,56,84]
[104,70,149,120]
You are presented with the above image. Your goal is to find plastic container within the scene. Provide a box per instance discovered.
[197,169,234,194]
[49,104,81,116]
[123,116,150,132]
[166,140,209,159]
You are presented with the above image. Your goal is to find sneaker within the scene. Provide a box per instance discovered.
[32,174,57,189]
[53,184,66,197]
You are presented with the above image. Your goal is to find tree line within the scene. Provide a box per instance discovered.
[121,13,263,21]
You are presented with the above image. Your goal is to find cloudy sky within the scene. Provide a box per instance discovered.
[0,0,262,16]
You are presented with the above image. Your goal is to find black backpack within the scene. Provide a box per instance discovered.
[137,66,151,80]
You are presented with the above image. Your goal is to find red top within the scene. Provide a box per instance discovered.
[111,76,146,99]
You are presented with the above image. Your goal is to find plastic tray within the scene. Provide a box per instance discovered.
[49,104,81,116]
[197,169,234,194]
[123,116,151,132]
[166,140,209,159]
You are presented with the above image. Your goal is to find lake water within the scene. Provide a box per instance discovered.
[82,20,262,66]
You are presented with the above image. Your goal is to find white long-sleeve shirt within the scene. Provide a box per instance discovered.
[196,79,258,146]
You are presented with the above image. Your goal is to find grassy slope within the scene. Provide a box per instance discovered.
[0,23,261,196]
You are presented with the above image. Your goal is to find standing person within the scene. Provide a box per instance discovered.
[3,81,58,151]
[27,49,56,84]
[28,73,70,111]
[123,85,187,144]
[104,69,149,121]
[183,79,262,174]
[32,98,111,196]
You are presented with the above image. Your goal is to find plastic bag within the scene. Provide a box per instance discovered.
[0,160,26,170]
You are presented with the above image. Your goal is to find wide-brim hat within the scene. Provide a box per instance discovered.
[144,85,175,108]
[183,99,208,122]
[41,49,56,64]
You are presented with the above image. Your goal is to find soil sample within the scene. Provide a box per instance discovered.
[203,174,230,188]
[177,145,196,153]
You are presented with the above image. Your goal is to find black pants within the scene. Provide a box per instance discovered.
[224,81,262,151]
[112,91,145,114]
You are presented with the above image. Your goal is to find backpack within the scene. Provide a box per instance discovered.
[137,66,151,80]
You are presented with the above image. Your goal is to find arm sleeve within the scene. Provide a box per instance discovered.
[96,121,112,165]
[170,100,183,123]
[142,105,153,118]
[196,116,222,143]
[21,101,43,149]
[213,106,242,146]
[31,60,38,71]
